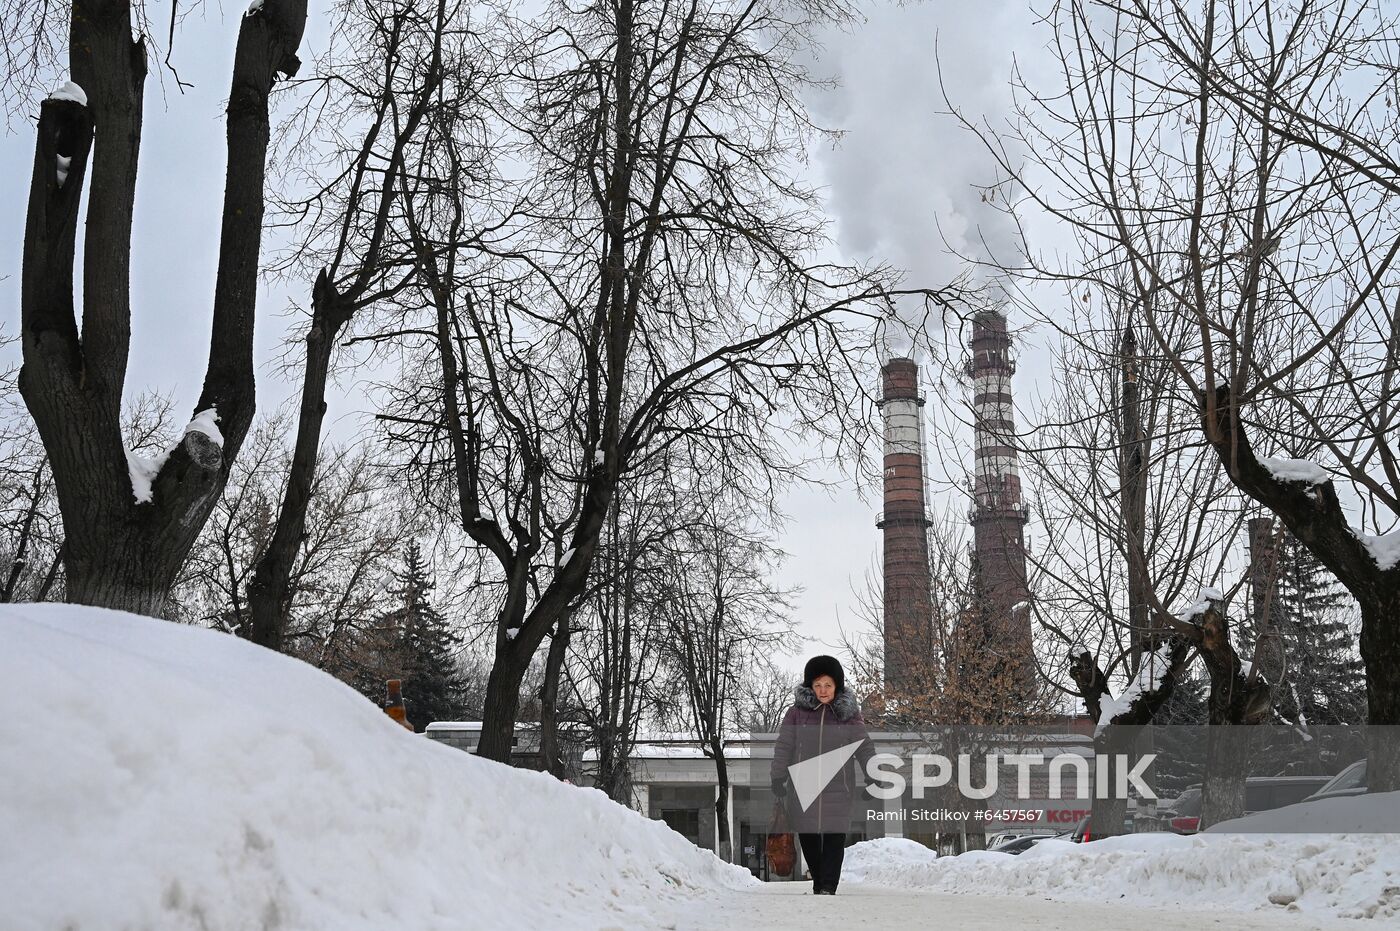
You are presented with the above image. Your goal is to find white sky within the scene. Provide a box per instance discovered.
[0,0,1067,681]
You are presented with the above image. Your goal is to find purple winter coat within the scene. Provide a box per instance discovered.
[770,685,877,833]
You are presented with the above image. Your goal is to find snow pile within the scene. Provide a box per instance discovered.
[0,604,754,931]
[1260,456,1330,486]
[846,823,1400,920]
[1358,528,1400,571]
[48,80,87,106]
[842,837,944,885]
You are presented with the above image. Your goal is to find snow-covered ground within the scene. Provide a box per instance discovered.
[842,826,1400,921]
[7,602,1399,930]
[0,604,755,931]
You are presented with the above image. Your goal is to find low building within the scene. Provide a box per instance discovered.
[426,720,1100,875]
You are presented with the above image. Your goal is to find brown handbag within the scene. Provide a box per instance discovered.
[765,800,796,876]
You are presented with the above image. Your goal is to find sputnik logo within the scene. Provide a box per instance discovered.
[787,741,863,811]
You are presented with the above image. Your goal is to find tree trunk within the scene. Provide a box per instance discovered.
[1185,602,1271,826]
[246,273,345,649]
[1087,637,1190,838]
[1120,325,1152,675]
[1200,724,1256,828]
[19,0,307,618]
[1361,594,1400,792]
[477,647,531,763]
[1089,726,1133,839]
[539,615,573,779]
[713,739,732,861]
[64,529,185,616]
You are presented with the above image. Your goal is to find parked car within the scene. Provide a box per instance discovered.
[1068,814,1132,843]
[1160,786,1202,834]
[988,834,1051,855]
[1163,776,1330,834]
[1302,760,1367,803]
[986,831,1033,849]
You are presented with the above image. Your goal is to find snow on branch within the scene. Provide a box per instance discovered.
[1094,633,1189,736]
[126,448,174,505]
[184,408,225,446]
[1356,528,1400,571]
[125,408,224,504]
[1258,456,1330,487]
[1096,649,1165,734]
[47,80,88,106]
[1180,585,1224,621]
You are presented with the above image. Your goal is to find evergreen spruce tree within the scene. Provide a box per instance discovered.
[1249,534,1366,728]
[1278,537,1366,726]
[1243,529,1366,774]
[1152,673,1208,798]
[374,541,467,732]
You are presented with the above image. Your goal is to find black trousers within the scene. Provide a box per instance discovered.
[798,832,846,892]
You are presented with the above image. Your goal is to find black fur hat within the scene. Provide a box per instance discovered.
[802,654,845,692]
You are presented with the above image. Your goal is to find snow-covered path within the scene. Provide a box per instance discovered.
[663,882,1362,930]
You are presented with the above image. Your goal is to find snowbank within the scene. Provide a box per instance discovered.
[0,604,754,931]
[845,826,1400,920]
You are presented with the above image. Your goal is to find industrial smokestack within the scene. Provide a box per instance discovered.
[878,353,934,701]
[968,305,1033,684]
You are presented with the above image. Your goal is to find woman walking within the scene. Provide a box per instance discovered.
[770,655,876,895]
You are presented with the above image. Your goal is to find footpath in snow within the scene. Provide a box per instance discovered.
[665,880,1373,930]
[0,605,755,931]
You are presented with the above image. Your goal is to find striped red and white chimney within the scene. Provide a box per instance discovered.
[968,307,1032,677]
[878,355,933,698]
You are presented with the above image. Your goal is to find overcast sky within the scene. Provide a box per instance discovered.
[0,0,1066,680]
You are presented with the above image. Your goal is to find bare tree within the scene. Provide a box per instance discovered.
[735,657,797,735]
[178,418,417,685]
[562,467,676,799]
[968,0,1400,790]
[383,0,952,763]
[1015,295,1249,706]
[0,330,61,604]
[660,497,795,862]
[18,0,308,614]
[243,0,480,651]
